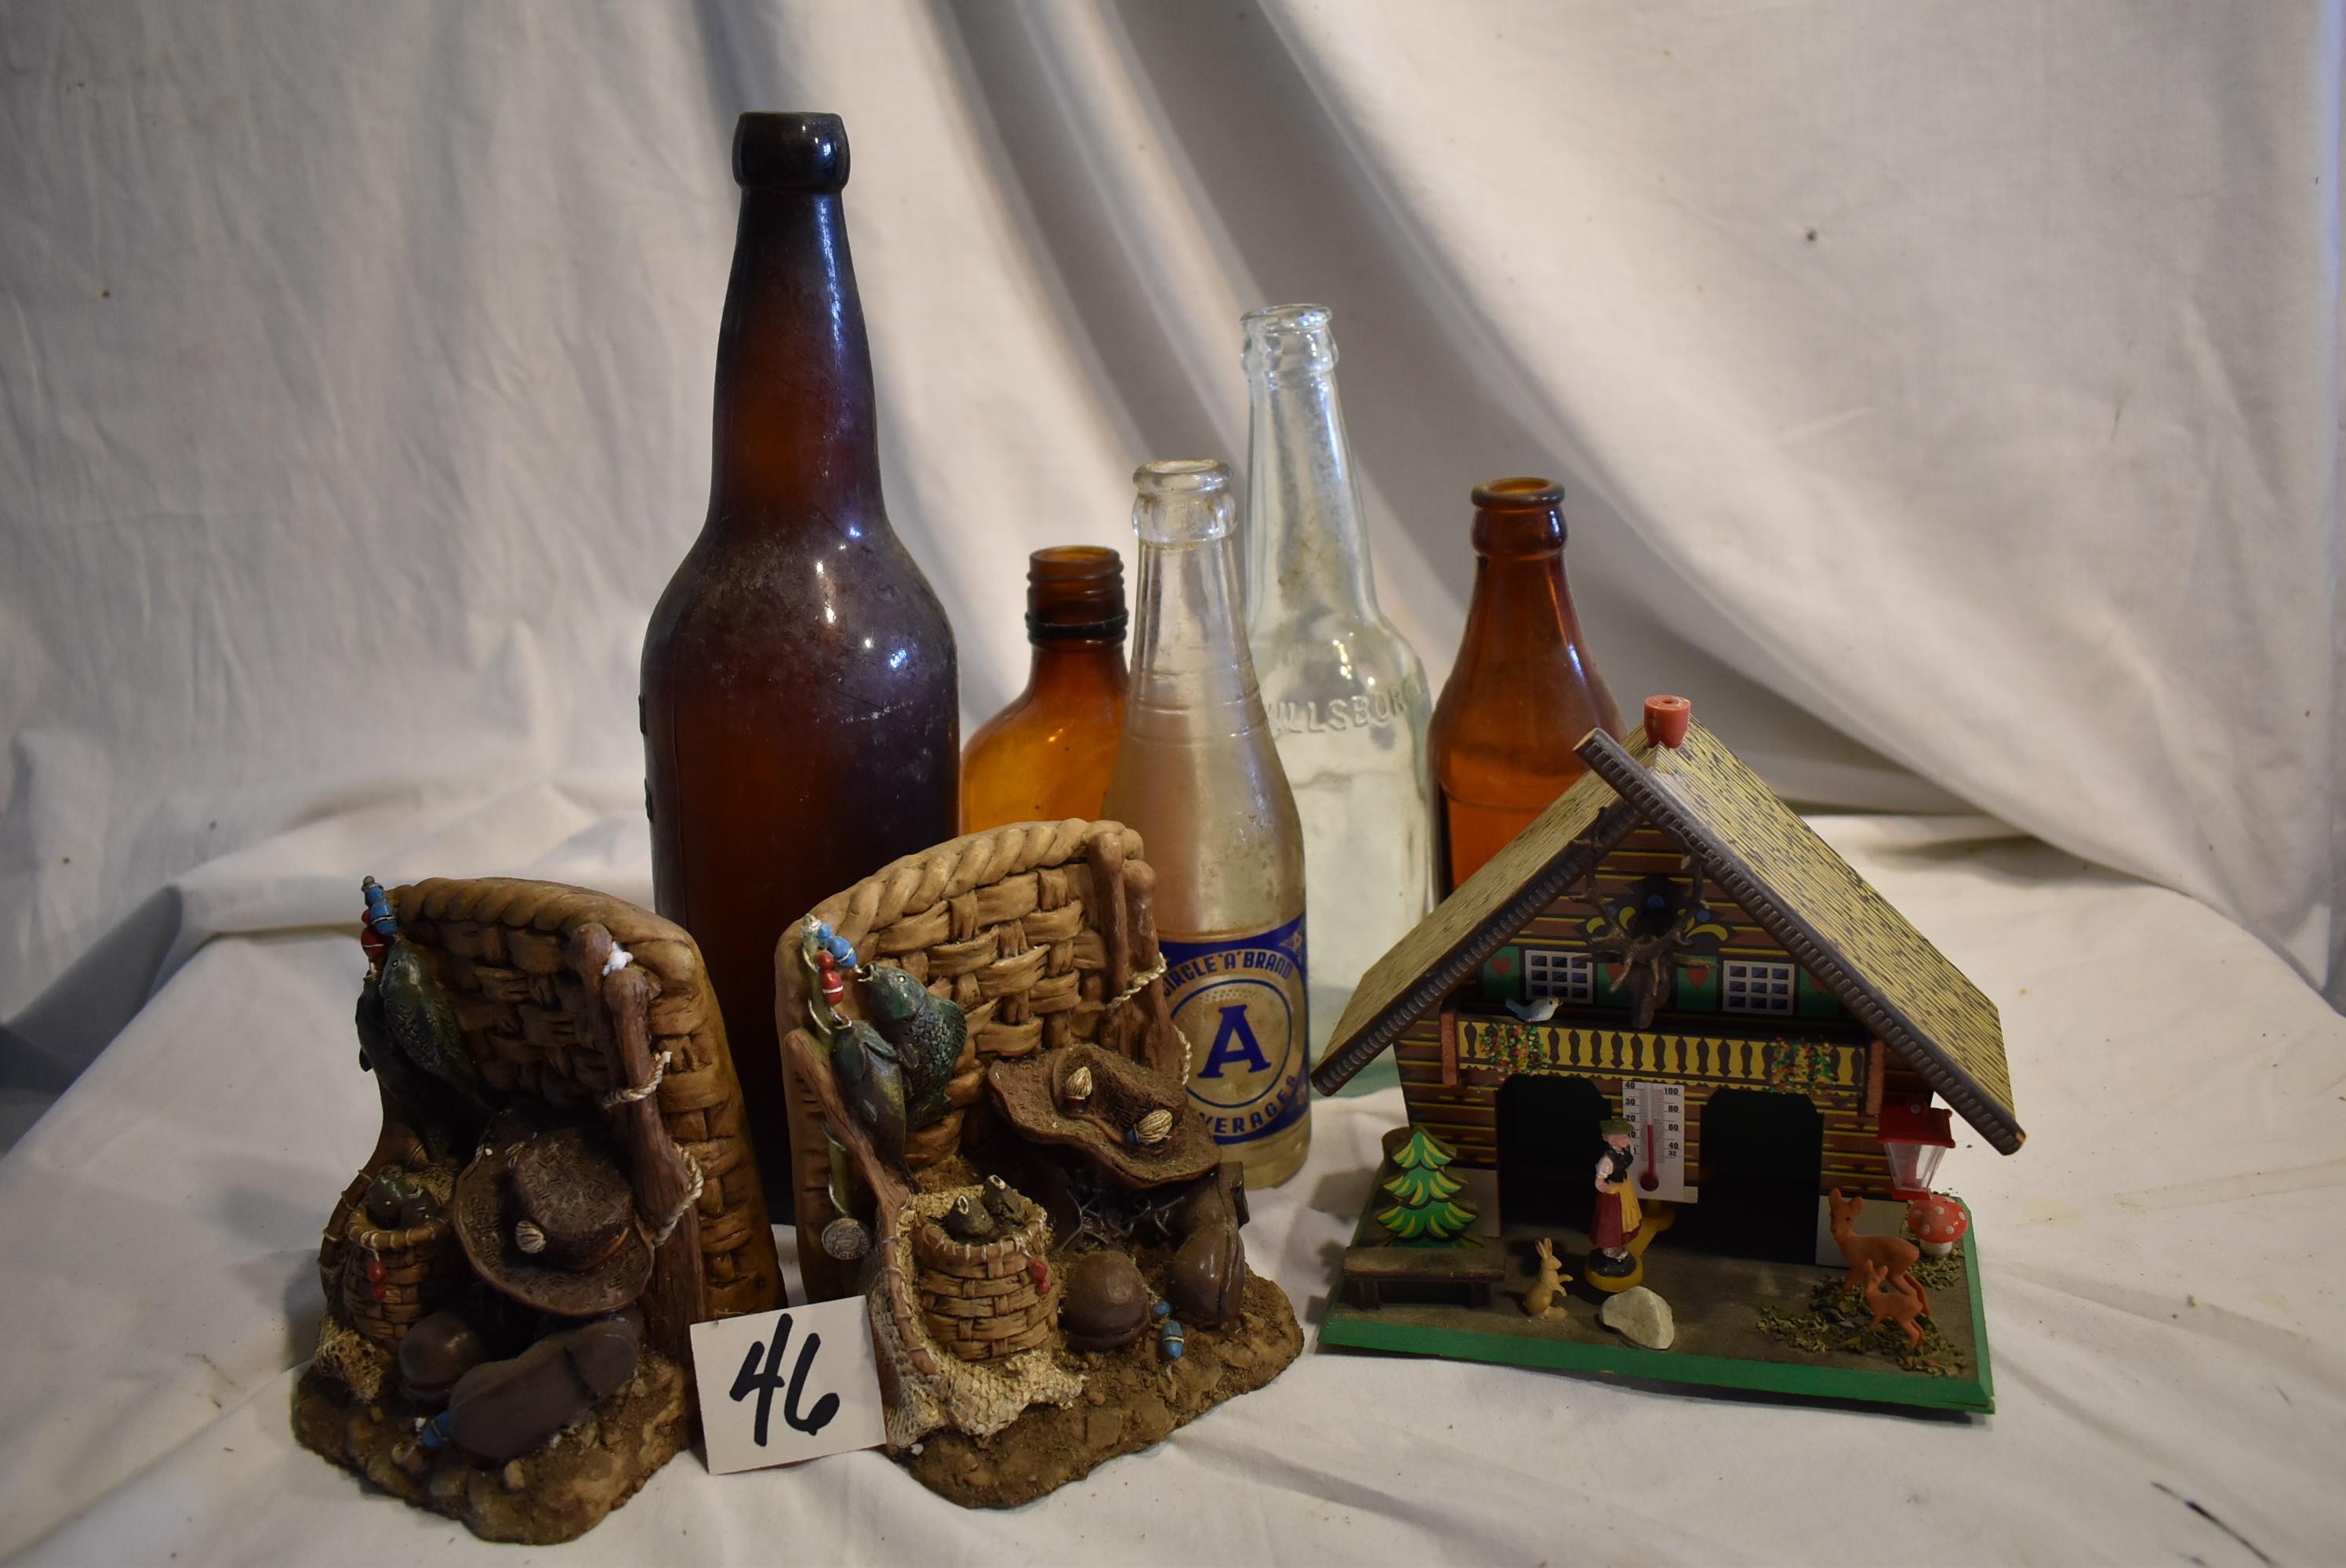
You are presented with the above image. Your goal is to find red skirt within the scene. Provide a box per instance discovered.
[1592,1189,1629,1249]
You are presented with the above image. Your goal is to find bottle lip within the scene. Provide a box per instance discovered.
[1134,459,1229,496]
[1026,546,1128,641]
[1241,303,1338,381]
[1471,476,1565,510]
[734,112,850,193]
[1027,544,1123,581]
[1132,459,1233,543]
[1242,303,1333,332]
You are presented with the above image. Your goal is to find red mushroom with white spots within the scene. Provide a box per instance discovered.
[1905,1193,1970,1258]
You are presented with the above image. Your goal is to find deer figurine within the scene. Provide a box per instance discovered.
[1524,1236,1571,1318]
[1860,1260,1931,1349]
[1828,1188,1920,1299]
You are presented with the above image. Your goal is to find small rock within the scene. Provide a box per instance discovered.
[502,1460,527,1491]
[1221,1341,1257,1370]
[1599,1286,1676,1350]
[1084,1385,1107,1406]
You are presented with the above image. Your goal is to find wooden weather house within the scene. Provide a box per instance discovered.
[1311,697,2021,1265]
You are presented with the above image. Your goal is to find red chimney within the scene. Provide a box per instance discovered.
[1644,695,1691,749]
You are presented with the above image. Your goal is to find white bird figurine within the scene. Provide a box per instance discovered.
[1505,996,1562,1023]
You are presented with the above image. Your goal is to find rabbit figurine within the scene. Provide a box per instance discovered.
[1524,1236,1571,1318]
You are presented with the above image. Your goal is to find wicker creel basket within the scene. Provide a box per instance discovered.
[387,878,784,1333]
[778,819,1182,1301]
[910,1190,1059,1363]
[337,1200,465,1348]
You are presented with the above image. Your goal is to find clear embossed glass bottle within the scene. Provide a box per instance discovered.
[1104,459,1310,1187]
[1241,305,1433,1054]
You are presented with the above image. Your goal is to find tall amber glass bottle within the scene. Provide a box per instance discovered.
[961,547,1129,830]
[641,113,958,1196]
[1429,477,1620,893]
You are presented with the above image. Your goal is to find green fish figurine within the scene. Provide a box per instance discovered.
[360,942,492,1160]
[865,966,967,1131]
[830,1019,907,1169]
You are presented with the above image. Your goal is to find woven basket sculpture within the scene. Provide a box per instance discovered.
[910,1187,1059,1363]
[776,818,1182,1301]
[337,1200,465,1347]
[358,878,784,1354]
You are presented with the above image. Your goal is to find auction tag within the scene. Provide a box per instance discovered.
[688,1296,888,1475]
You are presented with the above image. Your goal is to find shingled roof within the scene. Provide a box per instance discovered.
[1310,719,2021,1156]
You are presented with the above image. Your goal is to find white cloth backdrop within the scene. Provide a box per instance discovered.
[1,2,2342,1563]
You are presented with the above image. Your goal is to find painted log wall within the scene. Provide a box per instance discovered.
[1396,1015,1495,1163]
[1397,1031,1901,1202]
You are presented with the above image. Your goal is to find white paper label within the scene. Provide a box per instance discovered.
[688,1297,888,1475]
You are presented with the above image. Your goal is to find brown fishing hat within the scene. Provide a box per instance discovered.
[455,1124,652,1317]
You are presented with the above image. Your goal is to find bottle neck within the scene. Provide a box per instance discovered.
[1454,497,1592,670]
[1244,365,1378,625]
[1026,637,1128,697]
[1456,547,1582,669]
[708,186,883,528]
[1130,531,1262,717]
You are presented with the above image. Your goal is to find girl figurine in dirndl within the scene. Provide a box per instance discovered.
[1590,1116,1642,1276]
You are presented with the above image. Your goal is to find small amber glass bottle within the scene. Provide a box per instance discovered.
[961,546,1131,830]
[1429,477,1622,892]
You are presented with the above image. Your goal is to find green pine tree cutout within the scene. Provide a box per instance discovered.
[1377,1126,1479,1243]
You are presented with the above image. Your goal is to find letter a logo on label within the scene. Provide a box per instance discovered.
[1196,1003,1273,1079]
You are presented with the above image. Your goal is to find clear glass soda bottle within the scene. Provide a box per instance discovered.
[1104,459,1311,1187]
[1240,304,1433,1055]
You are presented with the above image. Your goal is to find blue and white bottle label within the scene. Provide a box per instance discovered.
[1160,913,1309,1147]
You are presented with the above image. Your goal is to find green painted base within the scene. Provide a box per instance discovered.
[1320,1190,1996,1415]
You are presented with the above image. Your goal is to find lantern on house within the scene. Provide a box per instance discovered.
[1877,1098,1956,1199]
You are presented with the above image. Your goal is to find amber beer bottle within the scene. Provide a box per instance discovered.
[1104,460,1310,1187]
[1428,477,1621,892]
[641,113,958,1191]
[961,547,1129,831]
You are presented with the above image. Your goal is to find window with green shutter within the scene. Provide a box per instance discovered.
[1675,957,1720,1012]
[1480,945,1524,1006]
[1594,958,1633,1010]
